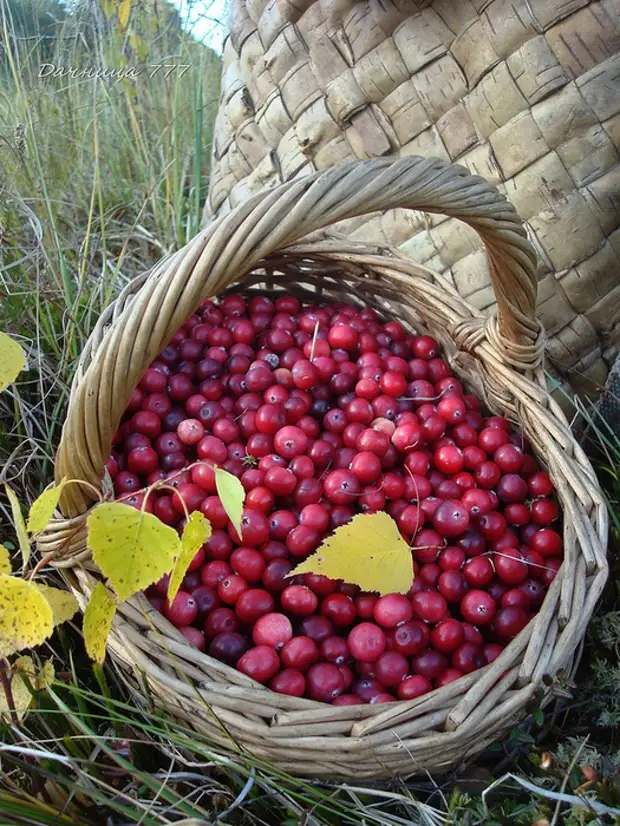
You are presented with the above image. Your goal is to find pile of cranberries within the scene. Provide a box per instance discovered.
[107,293,563,705]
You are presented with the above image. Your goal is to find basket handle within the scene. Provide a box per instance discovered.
[56,156,539,515]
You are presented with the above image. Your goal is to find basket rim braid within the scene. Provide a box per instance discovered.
[39,156,608,779]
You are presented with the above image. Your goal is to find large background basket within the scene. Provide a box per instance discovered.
[40,157,608,779]
[205,0,620,405]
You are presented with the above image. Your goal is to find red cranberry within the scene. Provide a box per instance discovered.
[375,651,408,686]
[460,590,496,625]
[306,663,345,702]
[433,500,469,538]
[373,594,413,628]
[531,528,562,558]
[280,585,318,617]
[412,591,448,624]
[451,642,484,674]
[164,591,198,627]
[412,650,448,679]
[398,674,432,700]
[180,626,206,651]
[438,570,468,603]
[493,606,529,640]
[270,668,306,697]
[237,646,280,683]
[208,632,249,666]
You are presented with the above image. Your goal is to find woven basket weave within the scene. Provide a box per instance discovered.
[41,157,608,779]
[204,0,620,404]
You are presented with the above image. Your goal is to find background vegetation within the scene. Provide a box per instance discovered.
[1,2,620,823]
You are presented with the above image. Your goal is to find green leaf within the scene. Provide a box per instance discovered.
[0,331,25,392]
[83,582,117,664]
[532,708,544,726]
[27,480,66,534]
[0,575,54,657]
[4,485,31,571]
[87,503,179,601]
[0,545,12,575]
[287,511,414,596]
[168,512,211,602]
[215,467,245,538]
[34,583,79,626]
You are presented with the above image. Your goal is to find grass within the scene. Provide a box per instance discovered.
[2,1,620,823]
[0,0,221,504]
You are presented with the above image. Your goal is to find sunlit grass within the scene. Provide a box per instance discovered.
[0,0,221,501]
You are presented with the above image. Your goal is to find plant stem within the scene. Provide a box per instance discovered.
[0,659,19,726]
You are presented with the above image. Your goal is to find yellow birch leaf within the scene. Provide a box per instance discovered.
[0,656,54,722]
[83,582,117,664]
[215,467,244,538]
[0,331,25,392]
[4,484,30,571]
[34,583,79,626]
[286,511,414,596]
[118,0,132,30]
[27,479,66,534]
[0,575,54,657]
[168,512,211,603]
[0,545,12,575]
[87,503,179,601]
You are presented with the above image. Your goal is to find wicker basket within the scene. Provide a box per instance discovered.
[41,157,608,780]
[205,0,620,404]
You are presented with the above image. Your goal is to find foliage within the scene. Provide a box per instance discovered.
[0,0,221,506]
[289,511,415,595]
[0,655,54,721]
[0,468,238,667]
[83,581,117,664]
[26,479,66,533]
[3,483,30,569]
[0,333,26,392]
[34,581,79,625]
[215,465,245,536]
[88,502,182,601]
[0,475,78,665]
[168,509,211,601]
[84,497,209,659]
[0,574,54,656]
[2,0,66,37]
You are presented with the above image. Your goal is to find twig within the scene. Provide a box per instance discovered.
[28,549,59,580]
[0,660,19,727]
[550,737,589,826]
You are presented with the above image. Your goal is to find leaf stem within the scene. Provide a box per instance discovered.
[27,550,57,581]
